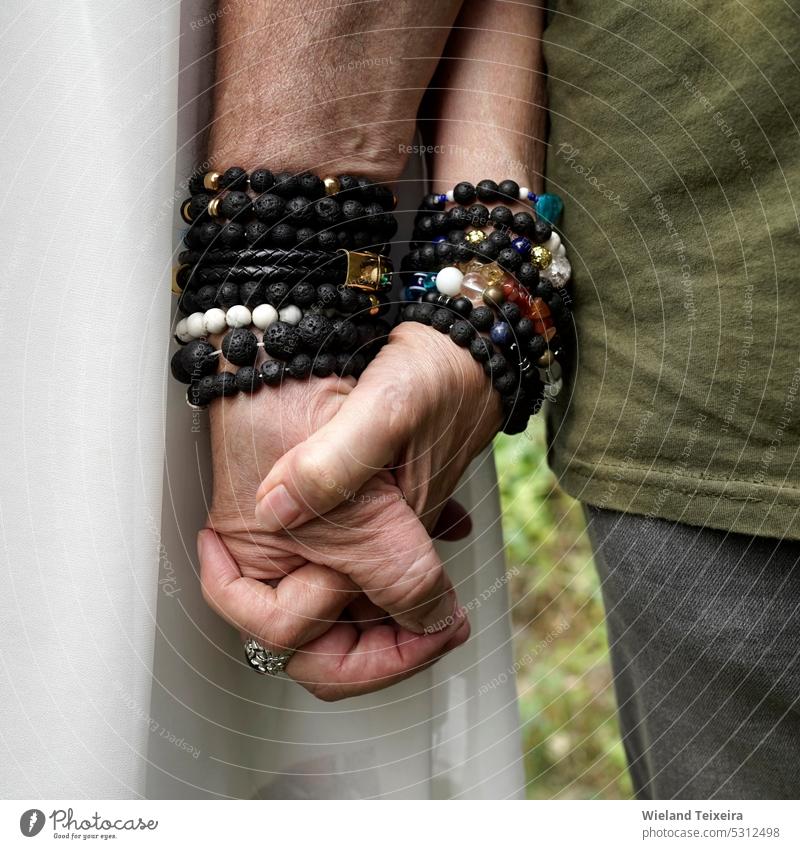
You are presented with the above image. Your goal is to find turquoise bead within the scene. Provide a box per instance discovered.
[420,272,438,290]
[535,193,564,224]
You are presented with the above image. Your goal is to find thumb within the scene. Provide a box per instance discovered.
[255,377,413,532]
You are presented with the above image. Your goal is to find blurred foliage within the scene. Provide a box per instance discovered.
[494,421,633,800]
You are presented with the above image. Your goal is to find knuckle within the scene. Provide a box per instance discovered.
[303,681,344,702]
[293,447,339,503]
[384,549,443,612]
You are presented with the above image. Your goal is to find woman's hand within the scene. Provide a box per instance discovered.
[197,528,469,702]
[254,321,503,535]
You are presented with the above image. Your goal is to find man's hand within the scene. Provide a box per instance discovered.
[254,321,503,534]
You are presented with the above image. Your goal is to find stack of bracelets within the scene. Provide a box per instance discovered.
[169,168,572,435]
[398,179,572,434]
[170,167,399,408]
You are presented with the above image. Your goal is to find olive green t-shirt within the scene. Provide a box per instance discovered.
[543,1,800,539]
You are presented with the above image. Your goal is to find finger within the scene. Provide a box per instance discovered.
[293,496,459,635]
[254,363,414,532]
[431,499,472,541]
[344,595,389,630]
[197,528,357,652]
[287,607,471,700]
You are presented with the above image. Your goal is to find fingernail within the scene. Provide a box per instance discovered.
[421,591,460,634]
[255,485,304,532]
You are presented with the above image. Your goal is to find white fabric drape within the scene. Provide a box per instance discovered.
[0,0,524,800]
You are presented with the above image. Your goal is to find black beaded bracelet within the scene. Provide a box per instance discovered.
[172,313,391,409]
[171,166,401,408]
[180,169,398,255]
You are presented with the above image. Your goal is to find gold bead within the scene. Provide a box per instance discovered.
[480,262,505,285]
[171,265,186,295]
[465,228,486,244]
[483,286,505,308]
[323,176,341,195]
[207,197,221,218]
[368,294,380,316]
[531,246,553,269]
[537,350,554,367]
[180,199,193,223]
[203,171,221,192]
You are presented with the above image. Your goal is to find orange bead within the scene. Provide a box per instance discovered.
[529,297,551,322]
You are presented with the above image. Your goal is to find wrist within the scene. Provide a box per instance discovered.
[207,120,410,184]
[387,321,503,432]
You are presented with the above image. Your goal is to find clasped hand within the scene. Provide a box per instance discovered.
[198,321,501,700]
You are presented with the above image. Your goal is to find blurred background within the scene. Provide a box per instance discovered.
[495,420,633,800]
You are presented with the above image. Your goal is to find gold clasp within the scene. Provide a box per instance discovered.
[341,250,393,291]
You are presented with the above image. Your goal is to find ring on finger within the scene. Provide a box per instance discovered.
[243,637,294,676]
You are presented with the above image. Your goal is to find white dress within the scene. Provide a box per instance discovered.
[0,0,524,799]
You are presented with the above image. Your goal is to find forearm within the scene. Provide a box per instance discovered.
[208,0,465,179]
[422,0,547,191]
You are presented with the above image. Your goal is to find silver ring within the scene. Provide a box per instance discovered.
[243,638,294,676]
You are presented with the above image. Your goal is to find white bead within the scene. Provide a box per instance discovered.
[446,190,455,202]
[175,318,192,343]
[226,305,252,328]
[435,265,464,297]
[203,308,227,335]
[186,312,206,338]
[556,244,567,258]
[541,255,572,288]
[544,233,562,253]
[518,186,531,200]
[279,305,302,325]
[252,303,279,330]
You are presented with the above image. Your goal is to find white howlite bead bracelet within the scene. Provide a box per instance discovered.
[174,301,319,343]
[176,304,274,342]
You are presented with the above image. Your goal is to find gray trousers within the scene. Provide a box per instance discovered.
[585,506,800,799]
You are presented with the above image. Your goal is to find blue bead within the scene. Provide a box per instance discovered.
[404,285,426,301]
[437,194,448,204]
[512,237,532,256]
[527,191,539,203]
[535,193,564,224]
[490,322,513,346]
[421,272,438,290]
[433,235,447,243]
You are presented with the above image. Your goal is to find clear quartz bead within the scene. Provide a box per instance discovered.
[461,272,485,301]
[542,255,572,288]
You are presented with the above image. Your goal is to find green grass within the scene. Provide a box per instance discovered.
[495,421,633,799]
